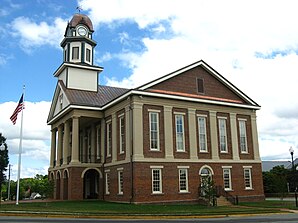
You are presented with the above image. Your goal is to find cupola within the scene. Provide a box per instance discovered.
[60,13,97,65]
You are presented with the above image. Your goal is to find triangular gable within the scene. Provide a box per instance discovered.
[137,60,260,108]
[47,81,70,123]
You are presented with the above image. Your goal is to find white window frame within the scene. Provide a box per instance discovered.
[175,114,185,152]
[218,118,228,153]
[178,168,189,193]
[197,115,208,152]
[118,169,124,195]
[119,114,125,154]
[151,168,162,194]
[86,48,91,62]
[72,46,80,60]
[239,119,248,153]
[243,167,253,189]
[106,121,112,157]
[105,171,110,195]
[149,111,160,151]
[223,167,232,191]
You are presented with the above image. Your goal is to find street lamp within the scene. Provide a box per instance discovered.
[0,144,5,204]
[289,147,295,171]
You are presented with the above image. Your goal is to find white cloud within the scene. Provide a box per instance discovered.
[10,16,67,52]
[80,0,298,161]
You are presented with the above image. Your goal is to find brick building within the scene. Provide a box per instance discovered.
[47,13,264,203]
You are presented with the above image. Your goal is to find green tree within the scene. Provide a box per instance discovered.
[262,165,289,198]
[0,133,9,199]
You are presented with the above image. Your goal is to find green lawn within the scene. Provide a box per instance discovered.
[0,200,292,217]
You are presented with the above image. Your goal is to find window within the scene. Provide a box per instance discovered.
[239,120,248,153]
[105,172,110,194]
[152,169,162,193]
[218,118,228,153]
[119,115,125,154]
[175,114,185,152]
[59,94,63,110]
[118,170,124,195]
[96,126,101,160]
[149,112,159,150]
[179,168,188,192]
[197,78,204,93]
[198,116,207,152]
[72,46,79,60]
[223,168,232,190]
[86,48,91,62]
[244,168,252,189]
[106,121,112,157]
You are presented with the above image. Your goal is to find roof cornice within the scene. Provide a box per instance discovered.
[53,62,103,77]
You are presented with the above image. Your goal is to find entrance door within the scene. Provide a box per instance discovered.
[83,169,99,199]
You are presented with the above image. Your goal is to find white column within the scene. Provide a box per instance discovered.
[91,124,96,163]
[100,118,105,163]
[62,121,70,165]
[209,111,219,160]
[50,129,57,168]
[57,125,63,166]
[112,113,117,163]
[188,108,198,159]
[132,102,144,160]
[71,116,80,164]
[230,113,240,160]
[125,105,131,162]
[164,106,174,159]
[251,113,261,161]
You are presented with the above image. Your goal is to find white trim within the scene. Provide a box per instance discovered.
[148,109,161,113]
[177,166,190,169]
[150,165,164,169]
[117,167,124,171]
[173,111,186,115]
[149,111,160,151]
[222,166,232,169]
[178,168,189,193]
[243,166,252,169]
[175,114,185,152]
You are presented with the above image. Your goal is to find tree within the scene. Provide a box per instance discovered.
[0,133,9,199]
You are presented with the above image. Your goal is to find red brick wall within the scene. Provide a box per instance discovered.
[148,66,246,104]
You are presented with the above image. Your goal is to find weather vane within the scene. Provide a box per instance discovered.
[76,6,83,14]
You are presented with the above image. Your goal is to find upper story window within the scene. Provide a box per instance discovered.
[59,94,63,110]
[149,111,160,151]
[198,116,207,152]
[119,115,125,154]
[218,118,228,153]
[72,46,79,60]
[96,125,101,160]
[239,119,248,153]
[197,78,205,94]
[175,114,185,152]
[106,121,112,157]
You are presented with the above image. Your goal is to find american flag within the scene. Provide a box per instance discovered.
[10,94,25,125]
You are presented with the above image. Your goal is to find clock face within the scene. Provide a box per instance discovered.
[77,27,87,36]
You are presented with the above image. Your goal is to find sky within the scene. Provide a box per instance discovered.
[1,0,298,180]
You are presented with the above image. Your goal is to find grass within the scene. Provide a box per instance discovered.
[0,200,292,217]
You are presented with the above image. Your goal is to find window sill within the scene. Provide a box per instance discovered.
[245,188,254,191]
[224,189,233,192]
[179,191,190,194]
[117,193,123,196]
[151,192,164,195]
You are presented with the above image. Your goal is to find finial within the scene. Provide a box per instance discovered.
[76,6,83,14]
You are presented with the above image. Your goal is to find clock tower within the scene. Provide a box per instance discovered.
[53,13,102,92]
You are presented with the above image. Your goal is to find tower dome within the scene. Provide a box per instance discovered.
[69,13,94,31]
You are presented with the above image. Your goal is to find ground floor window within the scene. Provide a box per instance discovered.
[179,168,188,192]
[223,168,232,190]
[105,171,110,195]
[118,169,124,195]
[151,168,162,194]
[244,167,253,189]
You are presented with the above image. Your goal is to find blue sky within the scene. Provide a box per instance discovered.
[1,0,298,180]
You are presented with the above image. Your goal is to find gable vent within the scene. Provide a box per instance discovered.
[197,78,205,94]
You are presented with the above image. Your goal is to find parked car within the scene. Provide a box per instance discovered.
[30,192,41,199]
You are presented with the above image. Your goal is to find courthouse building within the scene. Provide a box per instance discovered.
[47,13,264,203]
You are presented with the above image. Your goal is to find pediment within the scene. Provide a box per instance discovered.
[138,60,259,108]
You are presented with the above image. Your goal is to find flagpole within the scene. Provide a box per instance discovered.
[16,85,25,205]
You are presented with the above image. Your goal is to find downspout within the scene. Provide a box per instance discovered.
[129,96,134,203]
